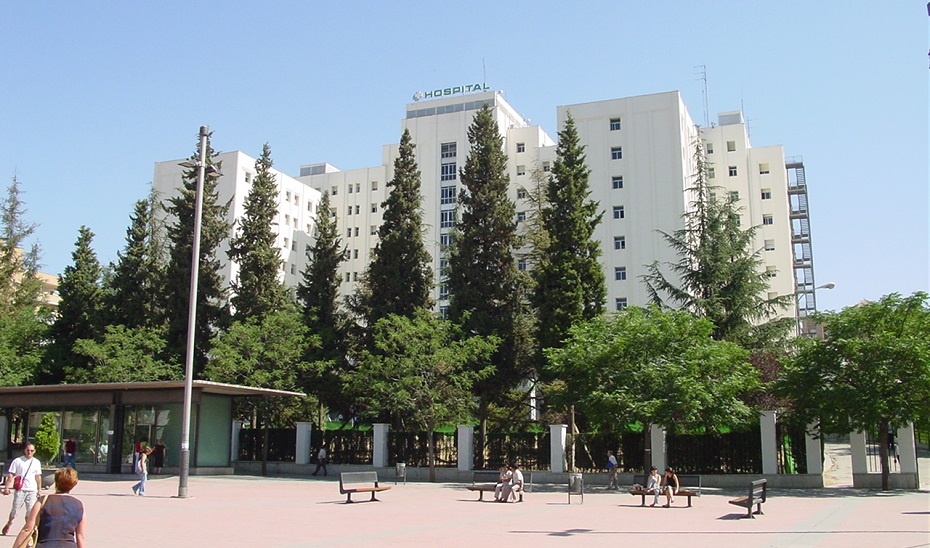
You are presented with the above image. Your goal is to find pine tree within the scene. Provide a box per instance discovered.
[532,113,606,354]
[163,130,231,375]
[355,129,433,327]
[447,104,532,453]
[642,142,791,345]
[105,188,166,329]
[46,226,104,383]
[228,143,289,321]
[297,191,349,426]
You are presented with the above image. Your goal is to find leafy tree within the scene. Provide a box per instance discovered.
[642,142,791,346]
[779,292,930,490]
[33,412,60,465]
[297,191,349,428]
[228,143,289,321]
[0,175,48,386]
[46,226,104,383]
[353,129,433,328]
[105,189,167,329]
[532,112,606,357]
[447,104,533,460]
[546,306,759,465]
[205,307,314,427]
[72,325,179,382]
[348,311,495,481]
[163,130,231,375]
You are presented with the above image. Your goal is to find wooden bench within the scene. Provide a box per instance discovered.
[465,470,505,501]
[729,479,767,518]
[629,474,701,507]
[338,471,391,503]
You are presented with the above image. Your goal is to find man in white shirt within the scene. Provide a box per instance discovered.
[1,444,43,536]
[501,463,524,503]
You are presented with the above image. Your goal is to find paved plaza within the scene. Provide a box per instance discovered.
[3,473,927,547]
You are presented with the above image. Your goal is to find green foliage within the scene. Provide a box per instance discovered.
[348,311,496,480]
[0,306,48,386]
[780,292,930,433]
[163,130,231,375]
[642,142,791,346]
[532,113,606,356]
[545,306,759,432]
[0,175,44,316]
[33,413,60,465]
[104,189,166,329]
[45,226,104,383]
[71,325,179,383]
[447,104,533,413]
[354,129,433,328]
[228,143,290,320]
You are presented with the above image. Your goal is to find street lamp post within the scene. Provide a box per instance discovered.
[796,282,836,337]
[177,125,221,498]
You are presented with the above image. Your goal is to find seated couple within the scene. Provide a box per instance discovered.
[644,466,679,508]
[493,463,524,502]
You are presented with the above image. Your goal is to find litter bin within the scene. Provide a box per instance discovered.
[568,473,584,504]
[395,462,406,485]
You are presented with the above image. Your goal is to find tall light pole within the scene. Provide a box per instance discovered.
[796,282,836,337]
[177,125,221,498]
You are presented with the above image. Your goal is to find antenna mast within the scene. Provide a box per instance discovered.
[694,65,709,127]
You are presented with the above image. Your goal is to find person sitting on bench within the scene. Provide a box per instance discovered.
[494,465,512,502]
[500,463,524,502]
[661,467,679,508]
[645,466,661,507]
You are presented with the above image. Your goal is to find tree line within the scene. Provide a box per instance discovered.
[2,108,928,487]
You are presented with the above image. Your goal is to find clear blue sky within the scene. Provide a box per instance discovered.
[1,1,926,313]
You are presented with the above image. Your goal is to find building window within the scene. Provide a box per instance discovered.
[441,210,455,228]
[759,163,770,175]
[708,167,715,179]
[441,142,456,159]
[516,142,525,153]
[517,211,526,222]
[347,228,352,238]
[353,272,358,281]
[440,186,456,205]
[728,165,738,177]
[440,306,449,320]
[729,191,740,201]
[611,147,623,160]
[355,183,360,193]
[706,142,714,155]
[354,227,359,237]
[345,272,351,282]
[543,162,550,172]
[440,258,448,272]
[292,240,297,251]
[306,223,312,233]
[727,140,736,152]
[353,249,359,259]
[371,181,379,191]
[439,284,449,299]
[614,236,626,250]
[346,206,352,216]
[330,208,336,218]
[518,259,527,271]
[348,184,353,194]
[441,162,457,181]
[516,165,526,176]
[371,225,377,235]
[766,266,776,278]
[615,297,628,310]
[307,202,313,212]
[613,206,625,219]
[440,233,451,247]
[614,267,627,281]
[331,186,338,196]
[286,191,292,202]
[763,215,774,225]
[764,239,775,251]
[761,189,772,200]
[290,264,296,275]
[283,237,289,248]
[244,172,252,183]
[609,118,621,131]
[612,176,623,189]
[294,195,300,206]
[355,205,360,214]
[517,189,527,200]
[372,203,378,213]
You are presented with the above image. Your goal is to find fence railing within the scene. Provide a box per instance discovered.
[667,427,761,474]
[480,432,551,470]
[571,432,644,473]
[776,422,809,474]
[389,431,457,467]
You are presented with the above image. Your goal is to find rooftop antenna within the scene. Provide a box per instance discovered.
[742,98,752,141]
[483,58,487,86]
[694,65,710,128]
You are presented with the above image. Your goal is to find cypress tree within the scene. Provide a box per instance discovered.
[46,226,104,383]
[163,129,231,375]
[532,113,606,354]
[356,128,433,327]
[228,143,289,321]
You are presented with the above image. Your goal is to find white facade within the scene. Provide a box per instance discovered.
[152,89,804,322]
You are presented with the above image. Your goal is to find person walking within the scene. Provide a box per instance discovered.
[1,444,43,536]
[150,439,166,475]
[12,467,85,547]
[131,447,151,496]
[63,437,77,470]
[606,450,619,489]
[312,447,328,477]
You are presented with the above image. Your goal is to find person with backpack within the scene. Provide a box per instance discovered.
[131,447,151,496]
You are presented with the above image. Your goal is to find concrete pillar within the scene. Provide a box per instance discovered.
[805,422,822,475]
[896,423,918,475]
[550,424,567,473]
[457,425,474,471]
[650,425,666,472]
[372,423,389,468]
[295,422,312,465]
[760,411,778,474]
[849,430,868,475]
[230,421,243,463]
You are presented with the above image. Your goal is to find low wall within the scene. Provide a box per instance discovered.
[853,473,917,490]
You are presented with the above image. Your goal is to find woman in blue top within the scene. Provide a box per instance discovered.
[13,467,85,547]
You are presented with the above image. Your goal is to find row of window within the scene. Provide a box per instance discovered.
[331,181,379,196]
[708,163,772,179]
[346,204,380,215]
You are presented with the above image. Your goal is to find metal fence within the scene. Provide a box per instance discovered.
[389,431,457,467]
[481,432,551,471]
[864,429,901,474]
[776,422,809,474]
[571,431,644,473]
[667,427,762,474]
[238,428,296,462]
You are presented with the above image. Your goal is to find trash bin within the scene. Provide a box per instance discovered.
[568,473,584,504]
[395,462,406,485]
